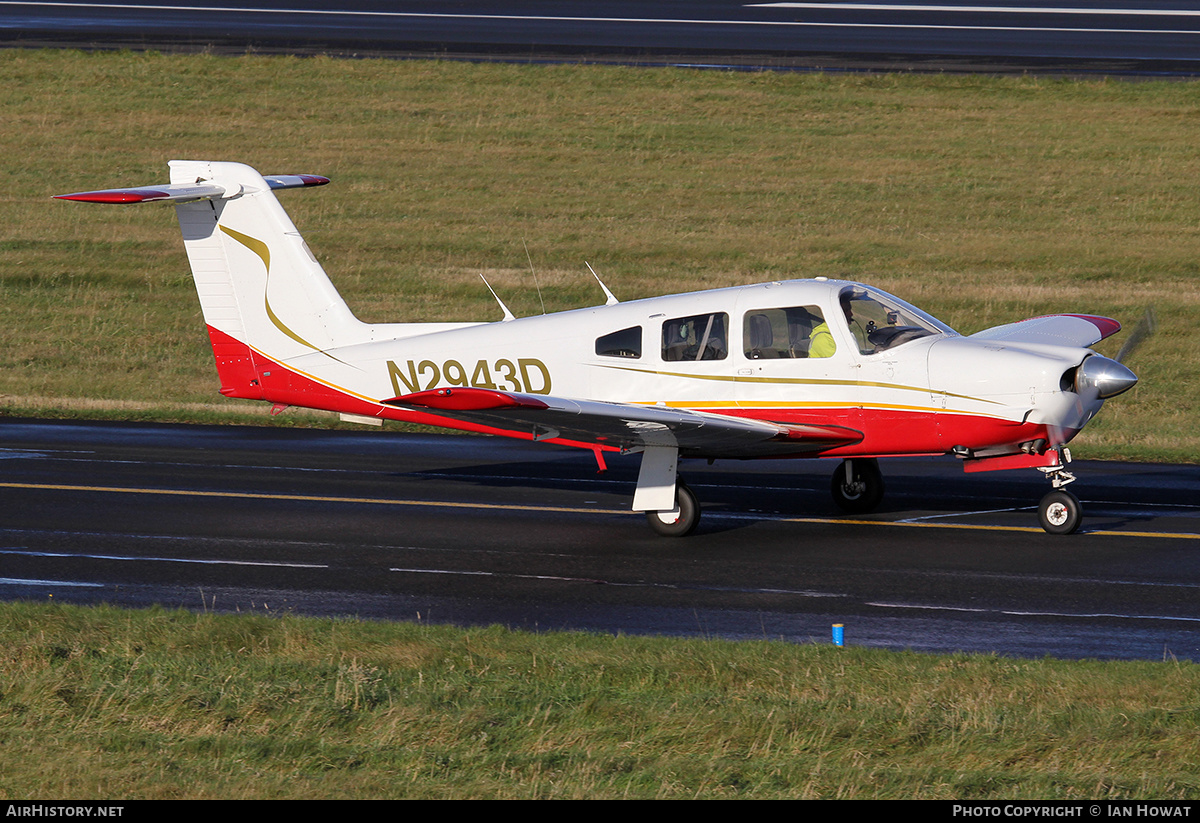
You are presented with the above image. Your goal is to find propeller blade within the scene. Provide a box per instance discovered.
[1115,307,1156,364]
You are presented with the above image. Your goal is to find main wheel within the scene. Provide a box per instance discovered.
[645,481,700,537]
[831,458,885,514]
[1038,489,1082,535]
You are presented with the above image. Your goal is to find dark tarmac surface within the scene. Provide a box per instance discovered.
[2,418,1198,661]
[4,1,1200,75]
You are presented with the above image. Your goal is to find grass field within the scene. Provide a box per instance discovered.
[2,50,1198,459]
[0,602,1197,800]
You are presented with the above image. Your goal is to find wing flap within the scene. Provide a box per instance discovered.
[970,314,1121,348]
[385,387,860,456]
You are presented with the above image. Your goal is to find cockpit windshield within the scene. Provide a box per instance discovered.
[837,286,956,355]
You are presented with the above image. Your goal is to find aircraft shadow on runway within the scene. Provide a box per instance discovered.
[395,452,1078,530]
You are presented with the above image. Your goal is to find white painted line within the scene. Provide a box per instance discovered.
[390,567,602,584]
[0,548,327,568]
[893,507,1026,523]
[390,566,847,597]
[0,577,104,587]
[868,600,1200,623]
[748,4,1200,17]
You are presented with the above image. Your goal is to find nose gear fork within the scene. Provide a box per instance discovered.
[1037,447,1075,489]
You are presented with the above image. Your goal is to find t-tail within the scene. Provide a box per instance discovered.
[57,161,379,401]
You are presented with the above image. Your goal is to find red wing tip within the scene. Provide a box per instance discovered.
[54,189,171,204]
[1062,314,1122,340]
[384,388,549,412]
[1026,313,1123,340]
[296,175,330,187]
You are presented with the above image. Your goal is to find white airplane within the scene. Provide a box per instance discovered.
[57,161,1141,536]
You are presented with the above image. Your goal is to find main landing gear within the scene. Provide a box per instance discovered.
[830,458,885,514]
[635,445,702,537]
[645,480,700,537]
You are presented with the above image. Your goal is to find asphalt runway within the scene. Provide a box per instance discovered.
[2,418,1199,662]
[3,1,1200,74]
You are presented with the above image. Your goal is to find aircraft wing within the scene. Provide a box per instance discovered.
[969,314,1121,348]
[383,388,862,457]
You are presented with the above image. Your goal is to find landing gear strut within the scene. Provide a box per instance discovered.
[831,458,885,514]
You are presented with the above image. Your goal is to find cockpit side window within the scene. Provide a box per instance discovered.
[595,326,642,359]
[838,286,950,354]
[661,312,728,362]
[743,306,835,359]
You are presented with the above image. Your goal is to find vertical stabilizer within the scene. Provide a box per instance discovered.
[169,162,366,383]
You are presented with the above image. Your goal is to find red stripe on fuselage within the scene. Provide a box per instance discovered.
[203,326,618,449]
[203,326,1064,459]
[709,406,1062,458]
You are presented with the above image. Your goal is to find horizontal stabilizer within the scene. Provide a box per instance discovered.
[54,182,230,204]
[262,174,331,191]
[54,173,328,205]
[971,314,1121,348]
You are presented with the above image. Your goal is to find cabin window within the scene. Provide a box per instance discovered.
[661,312,728,362]
[743,306,835,359]
[595,326,642,359]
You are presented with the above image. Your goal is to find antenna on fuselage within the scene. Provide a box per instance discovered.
[478,273,515,322]
[522,238,546,315]
[586,262,619,306]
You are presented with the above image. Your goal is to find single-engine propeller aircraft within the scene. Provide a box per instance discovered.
[57,161,1142,536]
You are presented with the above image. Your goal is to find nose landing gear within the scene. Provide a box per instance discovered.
[1037,450,1081,534]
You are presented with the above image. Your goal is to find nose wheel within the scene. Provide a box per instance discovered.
[1038,489,1082,535]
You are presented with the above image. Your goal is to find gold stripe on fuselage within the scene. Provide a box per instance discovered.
[595,363,1000,406]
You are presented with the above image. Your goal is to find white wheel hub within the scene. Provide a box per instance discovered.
[654,508,682,525]
[1046,501,1070,527]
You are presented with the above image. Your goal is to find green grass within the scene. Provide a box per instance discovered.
[0,601,1197,799]
[3,50,1199,457]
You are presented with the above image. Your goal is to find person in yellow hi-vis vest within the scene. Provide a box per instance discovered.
[808,315,836,358]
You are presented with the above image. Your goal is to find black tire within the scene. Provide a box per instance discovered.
[1039,489,1082,535]
[830,458,885,514]
[645,481,701,537]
